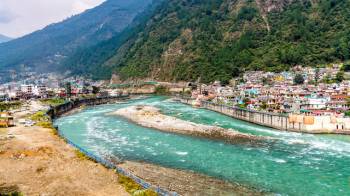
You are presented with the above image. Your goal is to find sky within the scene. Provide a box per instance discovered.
[0,0,105,38]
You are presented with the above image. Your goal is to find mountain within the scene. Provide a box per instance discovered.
[99,0,350,83]
[2,0,349,84]
[0,0,153,79]
[62,0,162,79]
[0,34,12,43]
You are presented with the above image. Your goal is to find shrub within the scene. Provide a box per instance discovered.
[155,85,169,95]
[40,98,65,106]
[30,111,49,122]
[0,101,22,111]
[345,111,350,117]
[35,121,54,129]
[133,189,158,196]
[75,150,92,161]
[237,7,258,21]
[294,74,305,85]
[118,174,157,196]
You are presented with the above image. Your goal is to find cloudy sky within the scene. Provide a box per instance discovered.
[0,0,105,38]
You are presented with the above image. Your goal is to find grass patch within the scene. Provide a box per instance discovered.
[35,121,54,129]
[28,111,57,135]
[0,185,23,196]
[117,174,158,196]
[40,98,66,106]
[155,85,169,95]
[29,111,50,122]
[75,150,92,161]
[0,101,22,112]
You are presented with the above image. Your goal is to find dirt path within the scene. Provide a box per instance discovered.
[0,116,129,195]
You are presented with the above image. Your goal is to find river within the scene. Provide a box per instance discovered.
[54,96,350,195]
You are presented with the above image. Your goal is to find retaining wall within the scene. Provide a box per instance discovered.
[47,96,128,119]
[179,98,350,134]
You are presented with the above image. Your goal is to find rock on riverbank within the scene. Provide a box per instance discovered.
[119,161,266,196]
[112,105,266,145]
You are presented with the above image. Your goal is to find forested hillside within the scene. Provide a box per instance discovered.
[106,0,350,83]
[1,0,349,84]
[62,0,162,79]
[0,0,153,76]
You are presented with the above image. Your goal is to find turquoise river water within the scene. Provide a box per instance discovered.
[54,96,350,195]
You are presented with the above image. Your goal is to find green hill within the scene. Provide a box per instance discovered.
[104,0,350,83]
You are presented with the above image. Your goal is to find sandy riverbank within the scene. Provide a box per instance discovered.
[112,105,266,145]
[0,102,129,196]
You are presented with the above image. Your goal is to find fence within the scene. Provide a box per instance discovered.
[49,96,178,196]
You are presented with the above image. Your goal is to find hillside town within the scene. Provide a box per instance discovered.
[192,64,350,118]
[1,64,350,119]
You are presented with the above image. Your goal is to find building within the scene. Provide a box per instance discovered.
[33,85,47,98]
[21,85,34,95]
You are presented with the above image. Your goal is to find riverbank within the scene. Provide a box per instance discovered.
[112,105,267,145]
[0,106,129,195]
[52,97,269,195]
[119,161,265,196]
[54,96,350,195]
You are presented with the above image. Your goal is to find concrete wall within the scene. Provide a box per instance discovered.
[179,98,350,134]
[48,96,129,118]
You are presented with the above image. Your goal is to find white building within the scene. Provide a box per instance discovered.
[34,85,47,97]
[302,95,330,110]
[21,85,34,95]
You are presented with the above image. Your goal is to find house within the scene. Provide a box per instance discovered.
[33,85,48,98]
[0,112,14,127]
[301,94,330,110]
[326,95,349,111]
[21,85,34,94]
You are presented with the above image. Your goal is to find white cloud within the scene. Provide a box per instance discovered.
[0,0,105,38]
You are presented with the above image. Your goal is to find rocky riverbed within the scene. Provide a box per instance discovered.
[112,105,267,145]
[119,161,266,196]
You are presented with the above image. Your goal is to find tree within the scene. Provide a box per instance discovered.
[92,86,100,95]
[82,82,90,94]
[294,74,305,85]
[261,102,268,110]
[323,74,332,84]
[342,63,350,72]
[65,82,72,98]
[335,71,344,83]
[262,77,269,85]
[314,68,320,84]
[345,111,350,117]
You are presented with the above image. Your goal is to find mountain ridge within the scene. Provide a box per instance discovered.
[0,34,12,43]
[1,0,350,84]
[0,0,154,81]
